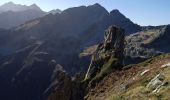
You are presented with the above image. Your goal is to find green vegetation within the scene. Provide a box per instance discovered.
[120,67,170,100]
[110,94,123,100]
[91,57,118,82]
[109,53,170,100]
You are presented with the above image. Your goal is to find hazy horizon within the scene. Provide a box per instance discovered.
[0,0,169,26]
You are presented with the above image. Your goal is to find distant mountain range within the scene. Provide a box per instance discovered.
[0,2,42,13]
[0,2,61,29]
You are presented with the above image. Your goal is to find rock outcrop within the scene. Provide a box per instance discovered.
[84,25,125,82]
[47,26,125,100]
[109,10,141,35]
[48,68,84,100]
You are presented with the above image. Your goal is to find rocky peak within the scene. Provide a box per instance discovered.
[110,9,126,19]
[84,25,125,85]
[30,4,42,11]
[110,9,121,14]
[109,10,141,34]
[91,3,105,9]
[93,3,101,6]
[89,3,108,14]
[0,2,43,13]
[63,3,108,15]
[48,9,62,15]
[3,1,15,6]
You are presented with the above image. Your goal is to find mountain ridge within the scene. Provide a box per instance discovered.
[0,2,42,13]
[0,2,62,29]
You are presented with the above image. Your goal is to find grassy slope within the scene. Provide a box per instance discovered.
[87,53,170,100]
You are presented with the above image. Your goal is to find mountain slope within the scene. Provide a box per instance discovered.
[86,53,170,100]
[0,43,59,100]
[145,25,170,52]
[0,9,46,29]
[125,25,170,64]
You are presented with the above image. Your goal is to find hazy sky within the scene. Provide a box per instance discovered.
[0,0,169,26]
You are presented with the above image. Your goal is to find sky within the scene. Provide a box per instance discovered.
[0,0,169,26]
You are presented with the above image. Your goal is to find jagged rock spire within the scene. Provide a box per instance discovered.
[85,25,125,82]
